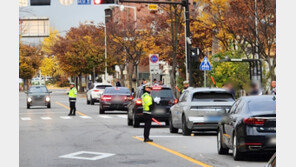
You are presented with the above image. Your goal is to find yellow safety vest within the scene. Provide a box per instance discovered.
[141,92,153,112]
[69,87,77,98]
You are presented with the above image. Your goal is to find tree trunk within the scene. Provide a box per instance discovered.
[128,64,134,90]
[78,74,83,92]
[119,66,125,87]
[135,64,139,87]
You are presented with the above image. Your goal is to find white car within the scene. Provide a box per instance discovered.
[86,83,112,105]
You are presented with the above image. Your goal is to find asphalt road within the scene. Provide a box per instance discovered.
[20,89,271,167]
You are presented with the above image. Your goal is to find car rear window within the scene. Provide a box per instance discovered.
[248,100,276,112]
[192,92,234,102]
[96,85,112,89]
[151,88,174,99]
[29,86,48,93]
[104,87,131,94]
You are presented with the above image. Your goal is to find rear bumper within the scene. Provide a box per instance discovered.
[134,107,170,122]
[187,116,222,130]
[101,102,129,111]
[238,135,276,153]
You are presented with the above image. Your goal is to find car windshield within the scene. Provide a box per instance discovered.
[104,87,131,95]
[95,85,112,89]
[192,92,234,102]
[151,89,174,99]
[29,86,48,93]
[248,100,276,112]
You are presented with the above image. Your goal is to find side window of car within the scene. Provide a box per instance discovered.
[230,99,240,114]
[235,100,245,114]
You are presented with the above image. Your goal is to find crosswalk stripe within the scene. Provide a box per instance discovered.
[60,116,72,119]
[79,116,92,119]
[99,115,112,119]
[41,117,52,120]
[116,115,127,118]
[21,117,31,121]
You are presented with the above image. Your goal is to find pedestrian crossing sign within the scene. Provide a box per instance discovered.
[200,56,211,71]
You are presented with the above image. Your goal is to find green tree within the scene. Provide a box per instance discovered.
[209,48,250,97]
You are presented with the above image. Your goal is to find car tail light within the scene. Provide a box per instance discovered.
[174,98,178,104]
[101,95,112,101]
[243,118,266,125]
[124,96,133,101]
[152,86,162,90]
[135,98,142,105]
[93,90,99,92]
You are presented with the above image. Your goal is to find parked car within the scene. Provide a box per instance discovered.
[86,83,112,105]
[217,95,276,161]
[99,87,133,114]
[127,85,177,127]
[26,85,52,109]
[170,88,235,135]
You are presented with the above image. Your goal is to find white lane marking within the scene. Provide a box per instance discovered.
[60,116,72,119]
[80,116,92,119]
[135,135,185,138]
[99,115,112,119]
[21,117,31,121]
[116,115,127,118]
[59,151,115,161]
[41,117,52,120]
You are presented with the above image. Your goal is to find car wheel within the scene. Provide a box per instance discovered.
[87,97,90,104]
[182,115,192,136]
[169,116,178,133]
[99,107,105,114]
[27,104,30,109]
[91,98,95,105]
[217,129,229,155]
[47,103,51,108]
[233,132,244,161]
[133,113,140,128]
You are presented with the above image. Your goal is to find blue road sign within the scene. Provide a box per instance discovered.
[78,0,91,5]
[200,56,211,71]
[150,54,159,63]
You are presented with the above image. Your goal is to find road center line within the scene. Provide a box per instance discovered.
[55,101,86,116]
[133,136,212,167]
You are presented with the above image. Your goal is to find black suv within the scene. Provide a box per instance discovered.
[127,85,177,127]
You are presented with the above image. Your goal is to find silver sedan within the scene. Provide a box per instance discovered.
[169,88,235,135]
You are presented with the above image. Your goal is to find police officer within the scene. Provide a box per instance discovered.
[142,85,154,142]
[182,81,189,94]
[68,82,77,116]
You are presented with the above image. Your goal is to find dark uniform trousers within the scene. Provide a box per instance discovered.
[69,98,76,115]
[143,113,152,140]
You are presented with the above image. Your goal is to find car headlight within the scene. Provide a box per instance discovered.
[27,97,32,102]
[45,97,50,102]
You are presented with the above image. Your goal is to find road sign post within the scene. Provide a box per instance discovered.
[200,56,211,87]
[149,54,160,82]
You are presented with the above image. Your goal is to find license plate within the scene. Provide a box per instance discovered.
[154,109,165,114]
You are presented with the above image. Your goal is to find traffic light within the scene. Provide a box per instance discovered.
[30,0,51,5]
[191,47,200,62]
[104,9,113,23]
[94,0,115,4]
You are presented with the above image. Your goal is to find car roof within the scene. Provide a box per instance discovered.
[137,85,172,90]
[187,87,230,93]
[94,83,112,86]
[105,87,129,89]
[240,95,276,101]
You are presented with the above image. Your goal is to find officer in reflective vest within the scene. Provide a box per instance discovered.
[68,82,77,116]
[141,85,154,142]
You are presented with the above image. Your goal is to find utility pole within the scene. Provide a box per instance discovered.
[183,0,192,86]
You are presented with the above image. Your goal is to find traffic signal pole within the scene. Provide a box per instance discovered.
[119,0,193,86]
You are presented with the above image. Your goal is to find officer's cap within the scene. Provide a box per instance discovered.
[70,82,75,85]
[183,81,189,84]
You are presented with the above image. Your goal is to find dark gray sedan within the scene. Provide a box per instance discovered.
[26,85,52,109]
